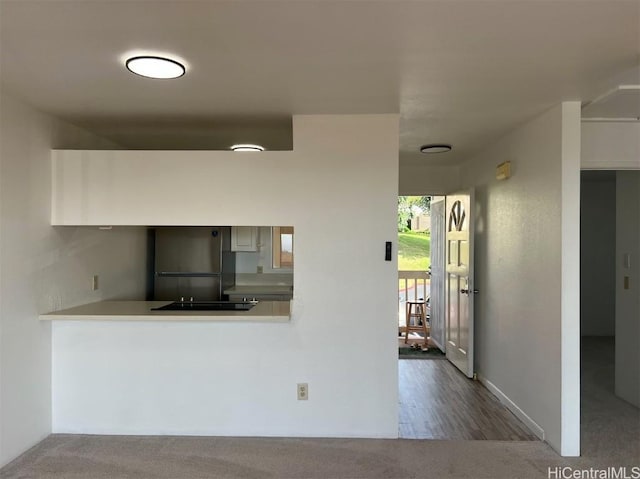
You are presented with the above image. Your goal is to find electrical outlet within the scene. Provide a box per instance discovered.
[92,275,99,291]
[297,383,308,400]
[257,265,263,274]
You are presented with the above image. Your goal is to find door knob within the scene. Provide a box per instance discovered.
[460,288,479,295]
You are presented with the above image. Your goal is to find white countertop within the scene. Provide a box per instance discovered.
[223,285,293,295]
[39,300,291,322]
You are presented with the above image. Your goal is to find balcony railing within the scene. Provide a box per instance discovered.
[398,270,430,329]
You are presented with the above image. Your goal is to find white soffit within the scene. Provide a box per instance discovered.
[582,85,640,120]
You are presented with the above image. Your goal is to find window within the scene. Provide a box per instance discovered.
[272,226,294,269]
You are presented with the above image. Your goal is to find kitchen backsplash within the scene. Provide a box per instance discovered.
[235,273,293,286]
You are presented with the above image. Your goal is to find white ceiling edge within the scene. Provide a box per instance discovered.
[585,84,640,105]
[581,118,640,123]
[582,85,640,120]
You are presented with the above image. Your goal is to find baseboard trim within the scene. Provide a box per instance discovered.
[477,374,545,440]
[430,338,445,352]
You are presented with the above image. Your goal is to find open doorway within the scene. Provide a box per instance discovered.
[579,170,640,460]
[397,195,435,355]
[396,195,446,357]
[397,195,538,441]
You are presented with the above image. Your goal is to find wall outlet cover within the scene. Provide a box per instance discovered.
[297,383,308,400]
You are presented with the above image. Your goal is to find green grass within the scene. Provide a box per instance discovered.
[398,232,431,271]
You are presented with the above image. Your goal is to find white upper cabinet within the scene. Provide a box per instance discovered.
[49,149,297,225]
[231,226,258,251]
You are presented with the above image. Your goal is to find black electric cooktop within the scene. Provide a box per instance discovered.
[152,301,256,312]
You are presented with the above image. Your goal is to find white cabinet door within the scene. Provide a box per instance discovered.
[231,226,258,251]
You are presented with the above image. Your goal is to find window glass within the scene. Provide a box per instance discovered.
[273,227,294,268]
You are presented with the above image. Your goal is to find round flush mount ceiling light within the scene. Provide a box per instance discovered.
[125,56,186,79]
[420,144,452,154]
[230,144,265,152]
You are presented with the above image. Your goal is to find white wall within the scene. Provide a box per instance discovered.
[582,122,640,170]
[580,173,616,336]
[51,115,401,439]
[461,103,581,456]
[399,164,460,195]
[0,91,148,467]
[615,170,640,408]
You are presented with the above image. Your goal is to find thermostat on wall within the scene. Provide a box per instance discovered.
[496,161,511,180]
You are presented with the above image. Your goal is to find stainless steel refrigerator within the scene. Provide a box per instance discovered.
[152,227,235,301]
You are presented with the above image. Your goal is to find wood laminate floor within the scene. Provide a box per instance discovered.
[399,359,539,441]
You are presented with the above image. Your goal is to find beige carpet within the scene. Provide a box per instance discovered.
[2,337,637,479]
[580,336,640,464]
[0,434,606,479]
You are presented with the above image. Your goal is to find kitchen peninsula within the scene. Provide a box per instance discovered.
[40,115,398,442]
[40,300,291,322]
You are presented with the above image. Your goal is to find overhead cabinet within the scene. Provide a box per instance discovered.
[49,149,296,225]
[231,226,258,251]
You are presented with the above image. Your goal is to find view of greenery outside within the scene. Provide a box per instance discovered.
[397,195,431,272]
[397,196,431,232]
[398,232,431,271]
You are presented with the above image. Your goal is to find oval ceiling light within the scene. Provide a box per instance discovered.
[125,56,186,79]
[420,144,452,154]
[230,144,265,152]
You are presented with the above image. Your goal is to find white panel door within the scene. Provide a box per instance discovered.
[445,191,476,378]
[429,196,446,351]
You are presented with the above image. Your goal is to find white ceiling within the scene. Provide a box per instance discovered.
[1,1,638,166]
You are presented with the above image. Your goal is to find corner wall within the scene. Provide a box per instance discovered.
[0,91,148,467]
[460,103,581,456]
[615,170,640,408]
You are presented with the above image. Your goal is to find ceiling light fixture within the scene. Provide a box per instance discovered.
[230,144,265,152]
[125,56,186,79]
[420,144,452,154]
